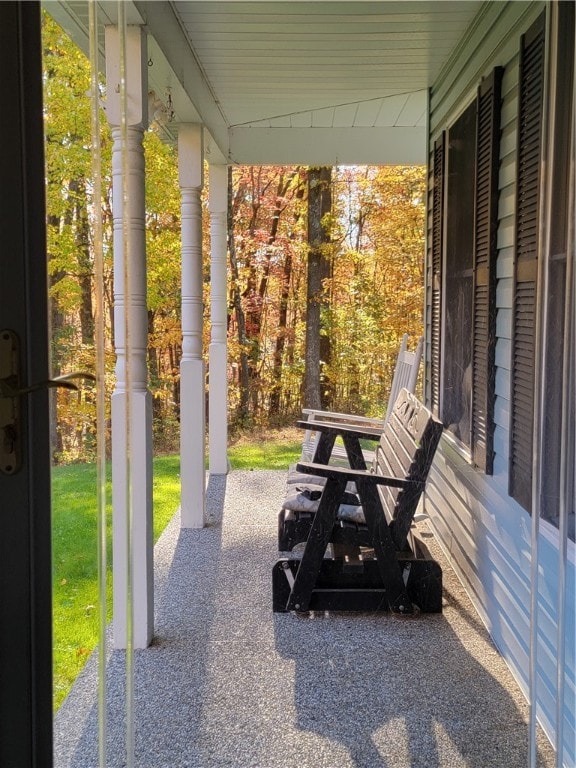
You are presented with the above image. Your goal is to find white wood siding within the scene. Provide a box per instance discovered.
[424,2,575,762]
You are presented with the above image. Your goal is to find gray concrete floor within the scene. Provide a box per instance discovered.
[54,470,556,768]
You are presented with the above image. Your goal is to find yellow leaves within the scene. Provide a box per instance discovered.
[323,166,426,412]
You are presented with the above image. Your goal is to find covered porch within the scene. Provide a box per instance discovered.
[54,470,556,768]
[3,0,568,764]
[43,0,486,651]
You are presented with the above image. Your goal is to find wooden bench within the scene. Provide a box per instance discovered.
[273,389,443,614]
[299,334,423,465]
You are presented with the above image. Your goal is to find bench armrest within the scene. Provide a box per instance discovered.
[301,408,385,429]
[296,419,382,441]
[296,461,422,491]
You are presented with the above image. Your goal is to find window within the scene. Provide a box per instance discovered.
[509,6,574,541]
[539,2,575,540]
[443,100,476,447]
[429,68,502,471]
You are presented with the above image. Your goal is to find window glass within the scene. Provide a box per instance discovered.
[541,2,575,540]
[443,100,477,445]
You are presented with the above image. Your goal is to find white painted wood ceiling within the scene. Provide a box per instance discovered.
[47,0,485,164]
[167,1,480,128]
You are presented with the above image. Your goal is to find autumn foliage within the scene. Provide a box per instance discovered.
[226,164,425,425]
[43,14,425,462]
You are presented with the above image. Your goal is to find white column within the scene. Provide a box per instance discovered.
[106,25,153,650]
[208,164,229,474]
[178,125,206,527]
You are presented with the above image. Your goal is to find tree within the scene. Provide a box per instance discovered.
[225,163,425,426]
[227,165,307,424]
[43,12,109,460]
[269,174,306,416]
[327,166,426,414]
[43,13,187,459]
[303,167,333,410]
[228,166,250,423]
[43,11,427,447]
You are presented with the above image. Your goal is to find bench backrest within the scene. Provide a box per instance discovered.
[373,388,443,551]
[383,334,424,423]
[300,334,423,463]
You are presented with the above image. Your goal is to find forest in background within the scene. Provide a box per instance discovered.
[43,14,425,464]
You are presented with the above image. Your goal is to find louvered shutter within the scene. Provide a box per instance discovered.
[509,13,545,510]
[430,134,445,415]
[471,68,503,474]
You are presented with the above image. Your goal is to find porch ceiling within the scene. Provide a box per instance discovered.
[47,0,485,165]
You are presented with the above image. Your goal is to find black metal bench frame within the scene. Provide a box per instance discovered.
[273,389,443,615]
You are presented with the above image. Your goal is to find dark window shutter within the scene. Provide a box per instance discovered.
[509,13,545,510]
[430,134,445,415]
[472,67,503,474]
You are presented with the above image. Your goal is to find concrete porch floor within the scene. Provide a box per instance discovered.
[54,470,556,768]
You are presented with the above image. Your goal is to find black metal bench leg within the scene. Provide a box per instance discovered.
[285,476,346,611]
[355,478,414,615]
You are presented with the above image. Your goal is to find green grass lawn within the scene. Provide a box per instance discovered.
[51,455,182,708]
[228,430,301,469]
[51,433,301,709]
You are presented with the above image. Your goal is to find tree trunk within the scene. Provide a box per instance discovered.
[169,341,181,423]
[147,309,163,428]
[243,167,262,342]
[268,250,292,416]
[242,170,293,416]
[304,166,332,410]
[228,167,251,423]
[269,171,305,416]
[48,213,65,459]
[70,178,94,345]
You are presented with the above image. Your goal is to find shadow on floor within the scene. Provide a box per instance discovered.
[54,470,555,768]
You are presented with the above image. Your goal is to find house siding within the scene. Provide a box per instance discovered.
[425,1,575,763]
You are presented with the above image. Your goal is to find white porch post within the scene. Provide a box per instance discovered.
[178,125,206,527]
[208,164,229,474]
[105,25,154,649]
